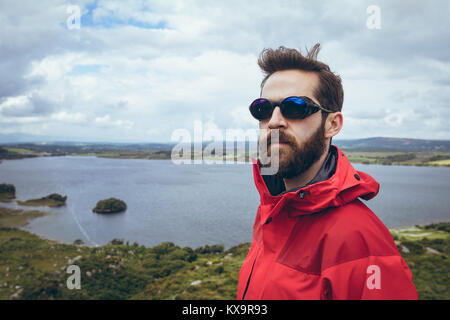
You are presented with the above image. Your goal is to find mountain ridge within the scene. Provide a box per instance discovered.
[1,136,449,152]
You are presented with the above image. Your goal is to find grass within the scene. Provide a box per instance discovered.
[17,199,65,208]
[345,151,450,167]
[0,194,15,203]
[93,152,172,160]
[0,227,248,300]
[3,147,450,167]
[0,208,448,300]
[392,222,450,300]
[16,194,67,208]
[390,226,448,241]
[0,184,16,203]
[0,207,48,228]
[3,147,35,155]
[427,159,450,166]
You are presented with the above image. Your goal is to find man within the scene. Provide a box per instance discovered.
[237,44,418,300]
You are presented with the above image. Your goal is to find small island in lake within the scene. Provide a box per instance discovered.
[93,198,127,214]
[17,193,67,207]
[0,184,16,202]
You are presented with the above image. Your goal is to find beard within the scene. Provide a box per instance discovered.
[259,123,327,179]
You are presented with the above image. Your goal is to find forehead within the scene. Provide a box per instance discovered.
[261,69,320,103]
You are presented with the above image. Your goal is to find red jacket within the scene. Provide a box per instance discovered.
[237,145,418,300]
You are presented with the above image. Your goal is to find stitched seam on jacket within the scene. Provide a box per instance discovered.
[321,254,403,275]
[277,253,401,276]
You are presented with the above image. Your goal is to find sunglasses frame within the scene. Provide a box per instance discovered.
[249,96,335,121]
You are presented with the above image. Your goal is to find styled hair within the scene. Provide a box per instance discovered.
[258,43,344,114]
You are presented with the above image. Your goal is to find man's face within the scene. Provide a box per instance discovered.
[258,69,327,179]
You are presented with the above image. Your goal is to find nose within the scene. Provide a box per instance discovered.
[267,106,287,129]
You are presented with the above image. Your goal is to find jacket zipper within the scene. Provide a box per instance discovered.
[242,256,257,300]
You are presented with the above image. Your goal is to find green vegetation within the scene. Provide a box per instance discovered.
[3,147,35,155]
[0,226,247,300]
[2,142,450,166]
[391,222,450,300]
[0,147,37,160]
[428,159,450,166]
[93,150,173,160]
[17,193,67,208]
[0,207,48,228]
[0,214,448,300]
[92,198,127,214]
[0,184,16,202]
[345,151,450,167]
[95,150,450,166]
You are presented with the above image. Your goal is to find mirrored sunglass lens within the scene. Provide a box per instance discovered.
[250,99,273,120]
[285,97,306,105]
[282,98,309,118]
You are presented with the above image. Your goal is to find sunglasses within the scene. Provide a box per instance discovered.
[249,96,334,121]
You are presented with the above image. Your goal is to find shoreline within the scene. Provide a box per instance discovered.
[1,202,449,300]
[1,204,447,249]
[1,154,450,167]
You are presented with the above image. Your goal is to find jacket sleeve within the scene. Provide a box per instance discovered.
[321,254,418,300]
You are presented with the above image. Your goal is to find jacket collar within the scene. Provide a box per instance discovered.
[251,145,380,220]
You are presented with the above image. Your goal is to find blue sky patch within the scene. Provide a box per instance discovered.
[79,0,168,30]
[68,64,107,76]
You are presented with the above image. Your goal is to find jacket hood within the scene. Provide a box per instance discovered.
[251,145,380,220]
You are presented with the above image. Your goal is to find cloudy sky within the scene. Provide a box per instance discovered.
[0,0,449,143]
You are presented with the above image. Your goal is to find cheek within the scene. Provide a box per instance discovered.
[291,114,322,139]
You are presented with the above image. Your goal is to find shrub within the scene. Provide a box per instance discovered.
[73,239,84,245]
[214,265,224,274]
[182,247,198,262]
[402,241,425,255]
[109,238,124,245]
[46,193,67,202]
[226,243,251,256]
[0,183,15,194]
[93,198,127,214]
[151,242,177,257]
[0,183,16,200]
[194,244,224,254]
[385,153,416,162]
[424,222,450,233]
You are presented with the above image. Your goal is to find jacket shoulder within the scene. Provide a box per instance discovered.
[321,200,400,271]
[277,199,400,274]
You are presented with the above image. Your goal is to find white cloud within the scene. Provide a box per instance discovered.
[0,0,449,142]
[95,114,111,124]
[95,114,134,130]
[51,111,87,123]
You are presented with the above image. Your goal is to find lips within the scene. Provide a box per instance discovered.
[262,131,294,148]
[269,138,291,145]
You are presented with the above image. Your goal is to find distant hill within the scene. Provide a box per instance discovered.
[1,137,449,153]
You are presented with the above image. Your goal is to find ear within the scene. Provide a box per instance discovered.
[324,112,343,139]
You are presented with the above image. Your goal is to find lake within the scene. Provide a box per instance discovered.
[0,156,449,249]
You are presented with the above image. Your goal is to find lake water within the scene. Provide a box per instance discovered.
[0,156,449,249]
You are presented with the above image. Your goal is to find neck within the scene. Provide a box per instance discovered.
[283,144,330,191]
